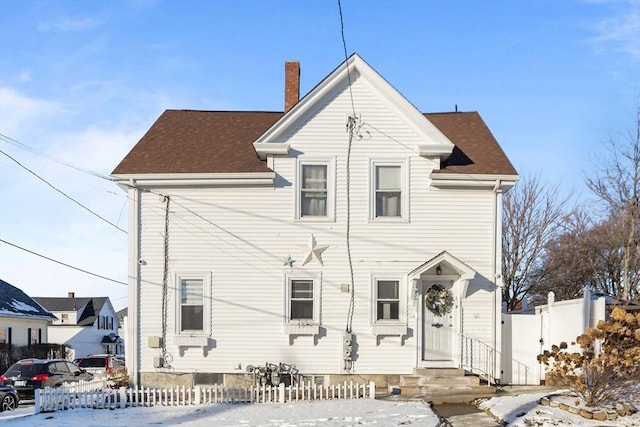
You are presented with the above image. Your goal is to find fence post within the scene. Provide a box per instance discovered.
[278,382,285,403]
[34,388,41,413]
[195,385,201,405]
[368,381,375,399]
[119,387,127,409]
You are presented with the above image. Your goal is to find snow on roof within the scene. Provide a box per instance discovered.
[0,279,57,320]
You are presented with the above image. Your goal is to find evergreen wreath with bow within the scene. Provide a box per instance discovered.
[424,284,454,316]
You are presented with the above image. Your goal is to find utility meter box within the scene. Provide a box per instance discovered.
[343,332,353,361]
[148,336,162,348]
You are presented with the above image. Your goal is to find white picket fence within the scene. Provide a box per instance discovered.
[35,380,376,413]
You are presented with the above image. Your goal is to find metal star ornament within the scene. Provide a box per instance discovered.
[283,255,296,268]
[301,234,329,266]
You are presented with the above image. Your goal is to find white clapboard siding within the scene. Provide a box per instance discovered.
[133,71,502,376]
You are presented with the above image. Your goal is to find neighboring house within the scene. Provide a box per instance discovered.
[112,54,518,388]
[0,279,57,347]
[35,292,123,359]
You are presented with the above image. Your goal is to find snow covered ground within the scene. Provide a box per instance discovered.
[0,390,638,426]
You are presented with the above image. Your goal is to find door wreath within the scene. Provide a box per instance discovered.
[424,284,454,316]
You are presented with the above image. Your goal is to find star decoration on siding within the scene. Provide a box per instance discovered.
[301,234,329,266]
[283,255,295,267]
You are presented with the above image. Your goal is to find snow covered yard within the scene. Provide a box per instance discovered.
[1,389,638,426]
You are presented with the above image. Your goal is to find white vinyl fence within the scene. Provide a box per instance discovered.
[35,380,376,413]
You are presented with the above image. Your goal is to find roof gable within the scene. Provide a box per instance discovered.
[0,279,57,320]
[254,53,454,159]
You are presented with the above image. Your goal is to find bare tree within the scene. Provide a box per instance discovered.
[502,175,570,310]
[537,209,637,299]
[586,111,640,301]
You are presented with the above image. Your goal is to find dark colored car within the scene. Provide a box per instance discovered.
[0,384,19,411]
[0,359,93,400]
[74,354,125,377]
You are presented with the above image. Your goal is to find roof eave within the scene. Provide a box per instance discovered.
[431,173,519,190]
[111,172,276,189]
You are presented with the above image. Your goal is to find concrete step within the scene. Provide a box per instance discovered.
[400,375,480,387]
[399,384,496,401]
[413,368,465,376]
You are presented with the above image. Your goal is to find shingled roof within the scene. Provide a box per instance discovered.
[35,296,110,327]
[112,110,516,176]
[0,279,57,320]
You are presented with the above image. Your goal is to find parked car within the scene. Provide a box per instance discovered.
[74,354,125,377]
[0,384,19,411]
[0,359,93,400]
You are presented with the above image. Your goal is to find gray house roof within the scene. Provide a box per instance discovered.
[35,296,110,327]
[0,279,57,320]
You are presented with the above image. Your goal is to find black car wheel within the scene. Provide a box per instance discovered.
[1,394,17,412]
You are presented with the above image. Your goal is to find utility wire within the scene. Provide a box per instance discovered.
[0,133,111,180]
[337,0,356,117]
[0,148,127,234]
[0,239,128,286]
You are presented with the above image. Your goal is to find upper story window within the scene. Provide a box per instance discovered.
[61,313,68,323]
[301,165,327,217]
[375,165,401,217]
[371,160,408,221]
[297,159,334,221]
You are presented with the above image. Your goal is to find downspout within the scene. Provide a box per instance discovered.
[492,179,503,382]
[126,179,141,386]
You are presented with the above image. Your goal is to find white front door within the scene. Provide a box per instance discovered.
[422,281,454,361]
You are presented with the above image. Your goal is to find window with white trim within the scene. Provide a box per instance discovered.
[375,165,401,217]
[376,280,400,321]
[175,273,211,335]
[297,160,334,220]
[370,160,408,220]
[371,276,407,337]
[285,274,321,325]
[0,327,7,344]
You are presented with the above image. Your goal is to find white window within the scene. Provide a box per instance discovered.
[285,274,321,325]
[296,160,334,220]
[370,160,408,220]
[61,313,68,324]
[175,273,211,335]
[0,328,7,344]
[371,276,407,337]
[376,280,400,321]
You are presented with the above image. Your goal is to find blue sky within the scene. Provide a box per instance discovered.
[1,0,638,310]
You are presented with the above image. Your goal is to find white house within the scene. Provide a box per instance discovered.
[0,279,57,347]
[35,292,123,359]
[112,54,518,389]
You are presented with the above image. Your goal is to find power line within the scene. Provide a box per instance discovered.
[0,133,111,180]
[0,148,127,233]
[337,0,356,117]
[0,238,128,286]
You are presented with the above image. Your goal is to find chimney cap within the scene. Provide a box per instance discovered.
[68,292,75,298]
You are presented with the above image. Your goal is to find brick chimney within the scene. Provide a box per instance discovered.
[284,61,300,112]
[68,292,75,298]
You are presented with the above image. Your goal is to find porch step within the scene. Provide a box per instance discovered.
[396,368,495,402]
[412,368,464,376]
[398,384,496,403]
[400,374,479,387]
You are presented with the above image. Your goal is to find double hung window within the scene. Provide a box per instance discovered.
[284,274,321,336]
[180,278,204,331]
[376,280,400,321]
[297,160,334,220]
[301,165,327,217]
[375,165,402,217]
